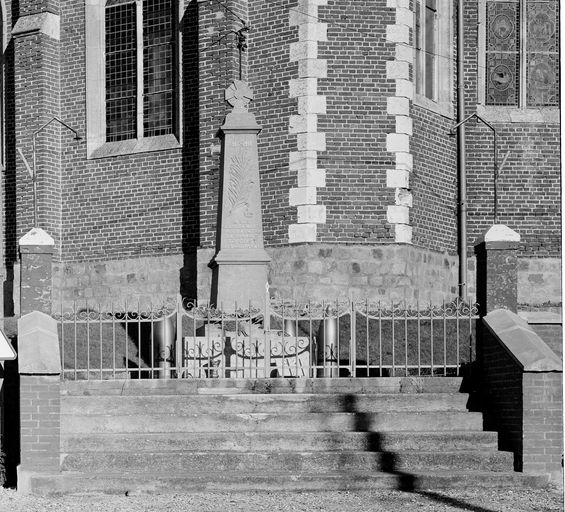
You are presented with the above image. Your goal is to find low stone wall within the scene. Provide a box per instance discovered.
[517,257,562,307]
[53,244,462,310]
[51,246,561,311]
[267,244,460,303]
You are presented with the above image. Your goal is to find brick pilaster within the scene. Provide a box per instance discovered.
[17,311,61,492]
[12,4,62,254]
[475,224,520,316]
[19,228,54,316]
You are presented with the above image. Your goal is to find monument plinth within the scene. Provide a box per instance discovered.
[211,80,270,310]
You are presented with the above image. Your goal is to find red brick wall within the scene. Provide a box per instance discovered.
[481,324,563,475]
[316,0,395,243]
[480,326,523,467]
[463,0,561,258]
[522,372,563,475]
[466,124,561,257]
[19,375,60,471]
[411,106,458,253]
[249,0,298,247]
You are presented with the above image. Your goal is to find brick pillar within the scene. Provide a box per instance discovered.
[19,228,54,316]
[12,4,62,250]
[474,224,520,316]
[17,311,61,493]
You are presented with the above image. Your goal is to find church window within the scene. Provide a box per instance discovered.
[105,0,177,142]
[85,0,181,158]
[485,0,558,107]
[414,0,454,117]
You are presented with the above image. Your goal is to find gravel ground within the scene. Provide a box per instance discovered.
[0,487,562,512]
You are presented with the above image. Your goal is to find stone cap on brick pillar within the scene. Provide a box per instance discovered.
[475,224,521,249]
[17,311,61,375]
[483,309,562,372]
[19,227,55,254]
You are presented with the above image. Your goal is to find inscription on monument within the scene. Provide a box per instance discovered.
[222,226,260,248]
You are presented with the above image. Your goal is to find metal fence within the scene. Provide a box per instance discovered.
[55,296,479,380]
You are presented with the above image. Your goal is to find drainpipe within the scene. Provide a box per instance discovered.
[457,0,467,300]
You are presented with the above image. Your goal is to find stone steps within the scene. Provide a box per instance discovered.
[61,410,484,433]
[61,376,468,396]
[61,430,500,453]
[37,377,549,495]
[61,392,471,414]
[60,450,514,473]
[25,470,550,495]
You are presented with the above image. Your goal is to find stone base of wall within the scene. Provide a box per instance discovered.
[268,244,459,303]
[52,247,562,311]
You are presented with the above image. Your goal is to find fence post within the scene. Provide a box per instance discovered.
[474,224,520,316]
[19,228,55,316]
[17,311,61,493]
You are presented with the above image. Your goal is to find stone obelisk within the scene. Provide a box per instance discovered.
[211,80,270,310]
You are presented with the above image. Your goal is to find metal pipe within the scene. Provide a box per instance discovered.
[32,136,38,228]
[451,111,499,293]
[457,0,467,300]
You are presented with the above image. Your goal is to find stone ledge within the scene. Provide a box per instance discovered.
[12,12,60,40]
[483,309,562,372]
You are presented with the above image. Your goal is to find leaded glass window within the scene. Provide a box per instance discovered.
[415,0,439,101]
[485,0,558,107]
[105,0,176,142]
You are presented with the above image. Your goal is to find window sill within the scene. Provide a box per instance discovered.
[88,134,181,159]
[476,105,559,124]
[413,94,455,120]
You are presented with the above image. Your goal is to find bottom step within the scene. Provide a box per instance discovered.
[20,470,550,495]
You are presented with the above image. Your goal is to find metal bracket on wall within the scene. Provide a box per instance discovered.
[449,113,509,225]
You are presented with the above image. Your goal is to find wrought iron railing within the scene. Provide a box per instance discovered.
[54,296,479,380]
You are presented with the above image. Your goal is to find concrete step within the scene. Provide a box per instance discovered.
[61,393,471,415]
[61,430,499,453]
[23,470,550,495]
[61,411,484,434]
[61,376,469,396]
[60,450,514,473]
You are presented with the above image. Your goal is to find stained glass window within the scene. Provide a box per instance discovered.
[485,0,558,107]
[526,1,558,106]
[105,0,176,143]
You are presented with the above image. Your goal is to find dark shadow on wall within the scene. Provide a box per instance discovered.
[2,336,20,488]
[3,35,16,317]
[180,0,200,302]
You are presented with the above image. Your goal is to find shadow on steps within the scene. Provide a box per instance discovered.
[338,393,500,512]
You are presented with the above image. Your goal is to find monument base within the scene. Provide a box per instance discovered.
[211,248,270,310]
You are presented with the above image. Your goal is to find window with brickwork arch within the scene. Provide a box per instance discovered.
[85,0,182,158]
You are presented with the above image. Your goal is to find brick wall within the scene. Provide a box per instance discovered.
[2,0,559,309]
[463,0,561,259]
[481,326,523,467]
[316,0,396,243]
[411,105,457,253]
[249,0,298,246]
[522,372,563,475]
[481,323,563,477]
[19,376,60,472]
